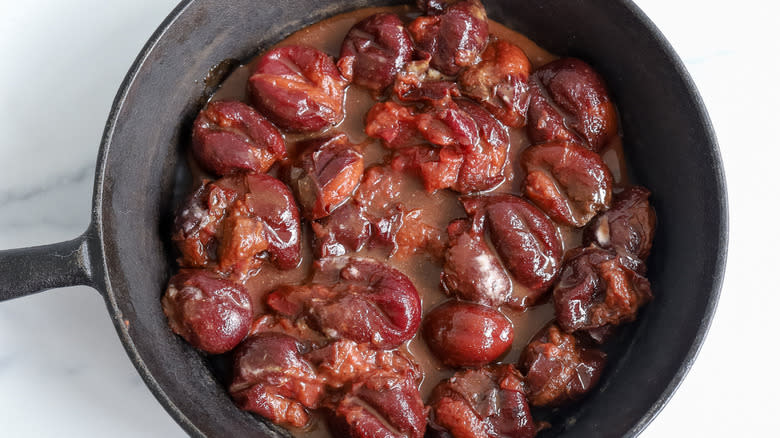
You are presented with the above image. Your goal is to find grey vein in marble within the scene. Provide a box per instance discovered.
[0,163,94,206]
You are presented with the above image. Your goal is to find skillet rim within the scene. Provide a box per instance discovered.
[90,0,205,435]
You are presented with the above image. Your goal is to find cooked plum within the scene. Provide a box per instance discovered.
[521,141,612,227]
[393,59,460,104]
[519,323,607,407]
[338,12,414,92]
[391,145,463,193]
[356,165,445,258]
[423,301,513,368]
[441,218,512,307]
[392,207,446,259]
[267,257,422,349]
[453,99,510,193]
[553,246,652,333]
[305,339,421,389]
[191,100,286,176]
[172,173,302,277]
[463,195,563,305]
[327,371,427,438]
[407,0,489,76]
[229,332,324,428]
[248,45,348,132]
[459,40,532,128]
[286,134,364,220]
[162,269,252,354]
[527,58,618,152]
[312,201,372,258]
[428,365,536,437]
[172,181,237,268]
[368,98,509,193]
[584,186,656,261]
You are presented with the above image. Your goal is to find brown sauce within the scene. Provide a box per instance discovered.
[203,5,631,437]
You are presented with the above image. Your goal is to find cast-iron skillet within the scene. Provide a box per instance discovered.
[0,0,727,436]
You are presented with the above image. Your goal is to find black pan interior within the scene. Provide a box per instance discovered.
[93,0,727,436]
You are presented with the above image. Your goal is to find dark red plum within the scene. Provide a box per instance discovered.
[408,0,489,76]
[328,371,427,438]
[521,141,612,227]
[191,100,285,176]
[428,365,537,437]
[162,269,252,354]
[459,40,532,128]
[229,332,324,428]
[463,195,563,305]
[519,323,607,407]
[172,173,302,277]
[312,201,372,258]
[172,181,238,268]
[393,59,461,104]
[527,58,618,152]
[423,301,513,368]
[248,45,347,132]
[286,134,364,220]
[338,12,414,92]
[441,218,511,307]
[367,98,509,194]
[553,246,652,333]
[584,186,656,262]
[267,257,422,349]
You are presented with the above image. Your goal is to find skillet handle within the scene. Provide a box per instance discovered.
[0,232,95,302]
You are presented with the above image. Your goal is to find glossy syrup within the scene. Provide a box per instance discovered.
[204,5,630,437]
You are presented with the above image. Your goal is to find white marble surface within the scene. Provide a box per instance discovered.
[0,0,776,436]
